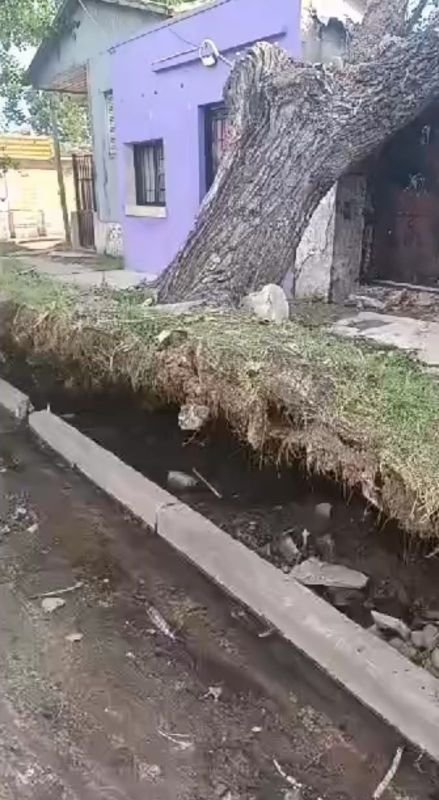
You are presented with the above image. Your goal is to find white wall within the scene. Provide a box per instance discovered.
[301,0,364,25]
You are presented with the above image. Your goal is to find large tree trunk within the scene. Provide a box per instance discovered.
[157,1,439,305]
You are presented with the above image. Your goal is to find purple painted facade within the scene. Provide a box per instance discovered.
[112,0,301,273]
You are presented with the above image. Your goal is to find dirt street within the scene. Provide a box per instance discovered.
[0,408,437,800]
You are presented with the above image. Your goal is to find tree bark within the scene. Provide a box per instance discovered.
[157,3,439,305]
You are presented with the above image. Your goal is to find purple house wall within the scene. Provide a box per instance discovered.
[111,0,301,274]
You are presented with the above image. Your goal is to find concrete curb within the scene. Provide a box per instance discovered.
[0,377,32,421]
[27,409,439,763]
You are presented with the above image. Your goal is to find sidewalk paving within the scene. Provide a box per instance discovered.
[12,252,152,290]
[332,311,439,368]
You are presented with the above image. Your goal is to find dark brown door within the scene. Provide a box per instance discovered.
[72,153,96,249]
[370,106,439,287]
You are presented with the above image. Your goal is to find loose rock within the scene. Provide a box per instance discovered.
[327,587,364,609]
[167,471,198,492]
[422,624,439,651]
[178,404,210,432]
[423,609,439,622]
[371,611,410,641]
[156,328,188,347]
[65,632,83,643]
[316,533,336,562]
[430,648,439,672]
[410,630,425,649]
[290,557,368,590]
[347,294,386,312]
[41,597,66,613]
[242,284,289,324]
[277,534,301,565]
[314,502,332,521]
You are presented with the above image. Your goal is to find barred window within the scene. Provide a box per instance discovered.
[133,140,166,206]
[205,104,228,191]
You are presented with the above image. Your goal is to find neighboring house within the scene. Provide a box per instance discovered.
[26,0,170,256]
[111,0,301,274]
[0,135,76,242]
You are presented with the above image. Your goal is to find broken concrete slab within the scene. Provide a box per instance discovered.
[332,311,439,367]
[0,378,31,420]
[156,502,439,763]
[371,611,410,641]
[12,254,153,291]
[290,557,368,590]
[25,404,439,763]
[242,284,289,324]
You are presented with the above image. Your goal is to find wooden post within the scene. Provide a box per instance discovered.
[50,96,71,247]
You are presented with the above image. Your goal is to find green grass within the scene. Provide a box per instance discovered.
[1,262,438,536]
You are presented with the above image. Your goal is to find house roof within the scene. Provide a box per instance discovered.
[26,0,170,88]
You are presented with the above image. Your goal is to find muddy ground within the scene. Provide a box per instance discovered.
[1,409,439,798]
[2,353,439,645]
[48,399,439,630]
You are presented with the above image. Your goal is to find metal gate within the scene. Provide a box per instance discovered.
[72,153,96,249]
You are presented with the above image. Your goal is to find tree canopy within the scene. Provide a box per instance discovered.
[0,0,89,144]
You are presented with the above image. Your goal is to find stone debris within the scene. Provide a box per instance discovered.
[301,528,311,550]
[277,533,301,565]
[156,328,188,347]
[146,604,175,641]
[65,632,83,643]
[346,294,386,312]
[430,648,439,672]
[138,763,162,782]
[327,587,364,609]
[373,746,404,800]
[410,630,424,649]
[290,557,368,590]
[41,597,66,613]
[26,523,38,534]
[314,502,333,521]
[273,759,303,795]
[242,284,289,324]
[158,729,194,751]
[423,609,439,622]
[368,624,384,639]
[315,533,336,562]
[419,623,439,651]
[167,470,198,492]
[371,611,410,641]
[178,404,210,432]
[204,685,223,703]
[388,638,417,660]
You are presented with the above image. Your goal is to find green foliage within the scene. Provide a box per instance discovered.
[0,0,55,50]
[0,0,200,143]
[0,0,90,145]
[1,261,439,539]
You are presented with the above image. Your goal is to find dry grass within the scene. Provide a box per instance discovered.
[1,262,439,538]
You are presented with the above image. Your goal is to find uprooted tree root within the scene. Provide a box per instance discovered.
[0,266,438,539]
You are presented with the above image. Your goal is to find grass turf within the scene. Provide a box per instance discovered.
[0,261,438,537]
